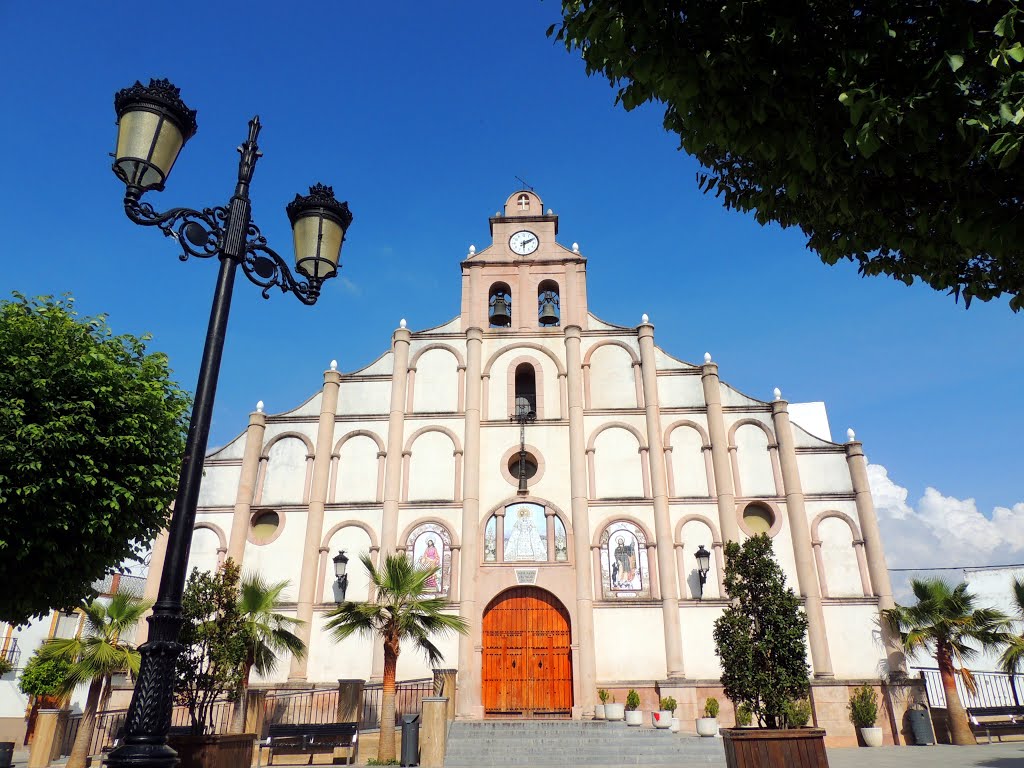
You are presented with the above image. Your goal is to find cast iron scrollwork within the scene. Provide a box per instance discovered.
[243,230,323,305]
[123,198,226,262]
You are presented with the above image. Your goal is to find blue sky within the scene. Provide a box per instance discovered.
[2,3,1022,572]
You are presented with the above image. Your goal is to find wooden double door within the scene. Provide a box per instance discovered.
[482,587,573,716]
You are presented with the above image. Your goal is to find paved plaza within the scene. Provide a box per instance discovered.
[826,743,1024,768]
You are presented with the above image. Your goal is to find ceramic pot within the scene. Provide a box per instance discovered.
[696,717,719,737]
[860,726,883,747]
[625,710,644,726]
[652,711,673,729]
[669,717,680,733]
[594,704,606,720]
[604,703,625,721]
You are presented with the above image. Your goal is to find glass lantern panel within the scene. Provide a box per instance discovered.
[115,110,183,188]
[293,215,343,278]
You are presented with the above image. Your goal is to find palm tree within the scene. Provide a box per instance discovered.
[325,553,468,762]
[883,577,1012,746]
[999,577,1024,675]
[229,574,306,733]
[39,591,150,768]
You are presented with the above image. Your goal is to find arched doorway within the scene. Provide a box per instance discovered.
[482,587,573,717]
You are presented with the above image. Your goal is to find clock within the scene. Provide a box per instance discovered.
[509,230,539,256]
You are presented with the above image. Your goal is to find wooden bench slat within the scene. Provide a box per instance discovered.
[261,722,358,767]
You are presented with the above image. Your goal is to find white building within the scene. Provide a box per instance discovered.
[149,190,907,746]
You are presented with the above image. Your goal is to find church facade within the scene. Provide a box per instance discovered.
[145,191,906,744]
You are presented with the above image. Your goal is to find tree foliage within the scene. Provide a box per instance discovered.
[552,1,1024,309]
[174,560,247,736]
[0,294,190,624]
[18,651,73,699]
[712,535,809,729]
[998,576,1024,675]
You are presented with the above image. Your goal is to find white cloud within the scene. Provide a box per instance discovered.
[868,463,1024,599]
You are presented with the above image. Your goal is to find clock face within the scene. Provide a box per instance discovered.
[509,230,539,256]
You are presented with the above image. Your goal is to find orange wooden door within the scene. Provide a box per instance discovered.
[482,587,573,716]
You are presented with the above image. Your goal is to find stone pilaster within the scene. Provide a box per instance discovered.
[227,408,268,563]
[289,367,342,681]
[563,325,597,716]
[700,360,740,545]
[381,326,413,552]
[637,322,685,678]
[771,398,834,678]
[456,327,483,718]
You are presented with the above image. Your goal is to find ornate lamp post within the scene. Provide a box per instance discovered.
[333,550,350,601]
[694,544,712,599]
[510,395,536,495]
[105,78,352,768]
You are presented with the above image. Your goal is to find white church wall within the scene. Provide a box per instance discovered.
[652,346,697,371]
[798,452,852,494]
[656,373,706,408]
[306,611,375,682]
[817,516,863,597]
[788,403,833,443]
[243,510,305,586]
[208,433,247,461]
[483,344,561,421]
[412,347,460,413]
[586,343,637,409]
[679,604,726,679]
[592,427,645,499]
[189,523,223,576]
[338,379,391,416]
[593,606,667,680]
[261,436,310,505]
[665,423,709,497]
[822,603,886,678]
[720,383,765,407]
[407,429,457,502]
[321,524,373,603]
[396,627,460,681]
[285,392,323,419]
[197,463,241,507]
[351,350,394,377]
[589,505,656,549]
[333,432,381,502]
[679,518,720,599]
[733,423,776,497]
[477,424,573,515]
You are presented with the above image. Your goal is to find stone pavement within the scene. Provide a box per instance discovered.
[826,742,1024,768]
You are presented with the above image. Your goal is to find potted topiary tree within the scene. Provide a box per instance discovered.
[596,689,609,720]
[735,703,753,728]
[605,694,624,721]
[655,696,677,731]
[624,689,643,726]
[849,685,882,747]
[783,699,811,728]
[712,535,827,768]
[696,697,719,736]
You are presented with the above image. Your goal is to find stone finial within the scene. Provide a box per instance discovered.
[399,318,407,329]
[256,400,264,413]
[495,211,500,217]
[330,359,338,371]
[704,352,712,364]
[572,242,580,253]
[468,245,476,255]
[773,387,782,401]
[547,208,553,215]
[847,428,856,442]
[641,313,649,324]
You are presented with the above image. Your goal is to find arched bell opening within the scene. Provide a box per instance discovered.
[514,363,537,420]
[489,282,512,328]
[537,280,560,327]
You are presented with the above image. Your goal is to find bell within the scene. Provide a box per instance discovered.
[539,299,560,326]
[490,295,511,326]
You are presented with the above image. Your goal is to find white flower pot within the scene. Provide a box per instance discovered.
[695,717,718,737]
[669,717,680,733]
[652,710,672,729]
[625,710,644,726]
[605,703,625,721]
[594,704,606,720]
[860,726,883,747]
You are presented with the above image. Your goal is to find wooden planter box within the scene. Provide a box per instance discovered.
[721,728,829,768]
[167,733,256,768]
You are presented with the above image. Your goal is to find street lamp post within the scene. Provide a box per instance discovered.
[333,550,350,601]
[694,544,712,599]
[104,78,352,768]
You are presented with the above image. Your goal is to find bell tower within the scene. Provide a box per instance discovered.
[460,190,588,331]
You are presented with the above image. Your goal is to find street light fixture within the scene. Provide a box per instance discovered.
[105,78,352,768]
[694,545,712,598]
[333,550,350,601]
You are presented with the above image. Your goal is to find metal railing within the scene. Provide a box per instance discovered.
[264,687,339,730]
[916,667,1024,709]
[359,679,434,731]
[1,638,20,669]
[60,709,127,758]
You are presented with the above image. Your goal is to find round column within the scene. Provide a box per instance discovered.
[227,407,268,563]
[700,359,740,545]
[381,325,412,553]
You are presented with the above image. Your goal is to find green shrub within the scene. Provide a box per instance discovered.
[17,652,72,698]
[625,689,641,711]
[783,699,812,728]
[704,697,720,718]
[0,657,13,676]
[848,685,878,728]
[736,702,753,726]
[598,688,610,704]
[659,696,677,713]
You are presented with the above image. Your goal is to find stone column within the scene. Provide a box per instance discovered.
[289,367,343,681]
[564,325,597,716]
[517,263,532,330]
[846,435,906,673]
[135,527,169,644]
[637,321,685,678]
[227,408,268,563]
[456,327,483,718]
[771,398,834,678]
[28,710,59,768]
[701,358,740,545]
[419,697,449,768]
[381,324,413,552]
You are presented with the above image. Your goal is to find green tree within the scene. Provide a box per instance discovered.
[552,2,1024,310]
[999,576,1024,675]
[0,293,190,624]
[229,574,306,733]
[18,652,73,700]
[325,553,468,762]
[38,592,151,768]
[712,534,810,728]
[883,577,1013,745]
[175,560,247,736]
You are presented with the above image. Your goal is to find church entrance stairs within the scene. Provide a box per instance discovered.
[443,720,726,767]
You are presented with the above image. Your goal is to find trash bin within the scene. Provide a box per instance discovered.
[908,709,935,745]
[400,713,420,767]
[0,741,14,768]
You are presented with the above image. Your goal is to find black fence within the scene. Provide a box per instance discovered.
[264,687,339,730]
[916,667,1024,709]
[2,638,20,670]
[59,709,127,758]
[359,679,434,731]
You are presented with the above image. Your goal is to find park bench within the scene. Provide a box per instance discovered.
[258,722,359,766]
[967,706,1024,743]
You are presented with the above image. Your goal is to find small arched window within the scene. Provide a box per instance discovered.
[514,363,536,420]
[488,282,512,328]
[537,280,560,327]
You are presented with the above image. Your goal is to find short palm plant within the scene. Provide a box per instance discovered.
[325,553,468,763]
[38,591,150,768]
[999,577,1024,676]
[230,574,306,733]
[883,578,1012,746]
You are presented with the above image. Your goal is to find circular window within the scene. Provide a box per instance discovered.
[508,452,538,480]
[251,510,280,543]
[742,503,775,535]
